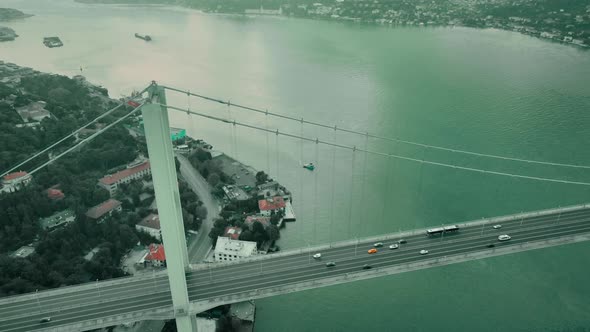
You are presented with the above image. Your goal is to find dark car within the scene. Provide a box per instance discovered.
[362,264,372,270]
[486,243,495,248]
[326,262,336,267]
[40,317,51,323]
[398,239,407,244]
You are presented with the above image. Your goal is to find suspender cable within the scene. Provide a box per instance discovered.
[358,133,369,237]
[265,112,271,175]
[162,104,590,187]
[347,148,357,238]
[313,138,320,245]
[329,127,337,244]
[163,85,590,170]
[381,149,394,231]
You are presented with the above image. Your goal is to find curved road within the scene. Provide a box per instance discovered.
[1,207,590,331]
[176,153,220,263]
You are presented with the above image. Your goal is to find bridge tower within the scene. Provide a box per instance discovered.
[141,82,197,332]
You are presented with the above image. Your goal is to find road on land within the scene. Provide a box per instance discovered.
[176,153,220,263]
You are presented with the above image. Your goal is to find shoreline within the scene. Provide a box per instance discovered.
[71,0,589,50]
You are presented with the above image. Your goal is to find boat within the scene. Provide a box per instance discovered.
[134,33,152,42]
[303,163,315,171]
[43,37,63,48]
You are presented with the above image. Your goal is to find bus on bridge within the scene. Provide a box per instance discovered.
[426,225,460,236]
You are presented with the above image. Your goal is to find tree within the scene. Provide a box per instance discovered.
[195,206,207,221]
[252,221,265,234]
[239,230,254,242]
[270,213,281,226]
[207,173,220,187]
[267,225,280,241]
[255,171,269,185]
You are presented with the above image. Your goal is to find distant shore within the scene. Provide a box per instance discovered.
[0,8,33,21]
[0,27,18,41]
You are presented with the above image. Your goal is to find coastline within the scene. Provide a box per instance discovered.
[71,0,589,49]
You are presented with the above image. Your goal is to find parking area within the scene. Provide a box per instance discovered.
[214,153,257,188]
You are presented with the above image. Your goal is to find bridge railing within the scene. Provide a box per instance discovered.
[188,202,590,272]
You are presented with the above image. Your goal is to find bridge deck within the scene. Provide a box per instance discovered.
[1,203,589,332]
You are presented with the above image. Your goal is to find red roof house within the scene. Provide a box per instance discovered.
[224,226,242,240]
[258,196,286,212]
[3,171,29,181]
[145,243,166,262]
[85,199,122,220]
[47,188,65,200]
[99,161,151,186]
[244,215,271,229]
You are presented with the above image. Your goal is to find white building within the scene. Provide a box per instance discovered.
[98,159,151,196]
[135,214,161,241]
[1,171,32,193]
[215,237,257,262]
[15,101,51,123]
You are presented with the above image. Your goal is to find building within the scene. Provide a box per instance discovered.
[215,237,257,262]
[98,159,151,196]
[11,246,35,259]
[143,243,166,267]
[85,199,122,221]
[229,301,256,331]
[223,185,250,202]
[136,214,161,241]
[244,215,271,229]
[258,196,286,217]
[224,226,242,240]
[245,6,283,15]
[15,101,51,123]
[1,171,32,193]
[39,209,75,231]
[170,127,186,142]
[47,188,65,200]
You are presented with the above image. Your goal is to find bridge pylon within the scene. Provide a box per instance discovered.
[142,82,197,331]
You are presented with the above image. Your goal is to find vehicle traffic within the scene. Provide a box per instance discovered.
[389,244,399,249]
[493,225,502,229]
[426,225,460,236]
[373,242,383,247]
[326,262,336,267]
[398,239,407,244]
[313,253,322,259]
[40,317,51,323]
[498,234,511,241]
[419,250,429,255]
[368,249,378,254]
[362,264,372,270]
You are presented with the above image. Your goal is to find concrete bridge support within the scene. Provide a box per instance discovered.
[142,83,197,331]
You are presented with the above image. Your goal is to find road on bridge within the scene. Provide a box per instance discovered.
[1,206,589,332]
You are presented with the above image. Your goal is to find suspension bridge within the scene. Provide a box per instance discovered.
[1,81,589,332]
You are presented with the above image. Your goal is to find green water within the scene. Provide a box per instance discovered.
[1,1,590,330]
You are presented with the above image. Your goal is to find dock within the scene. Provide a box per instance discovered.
[283,200,296,221]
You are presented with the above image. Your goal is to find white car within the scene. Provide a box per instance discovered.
[313,253,322,259]
[374,242,384,247]
[389,244,399,250]
[492,225,502,229]
[498,234,511,241]
[419,250,429,255]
